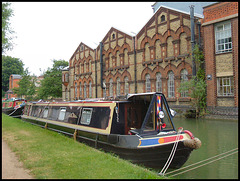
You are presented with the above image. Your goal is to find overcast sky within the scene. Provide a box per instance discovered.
[5,2,154,76]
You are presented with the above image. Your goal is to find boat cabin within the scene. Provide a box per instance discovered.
[23,92,176,136]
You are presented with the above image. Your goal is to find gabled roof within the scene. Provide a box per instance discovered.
[70,42,95,60]
[100,27,134,44]
[136,5,203,38]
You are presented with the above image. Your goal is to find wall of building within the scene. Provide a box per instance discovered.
[202,2,238,110]
[8,74,21,98]
[62,6,201,111]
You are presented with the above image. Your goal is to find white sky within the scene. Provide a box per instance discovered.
[5,2,154,76]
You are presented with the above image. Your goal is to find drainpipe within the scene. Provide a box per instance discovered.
[100,42,104,89]
[133,36,137,93]
[197,21,201,49]
[190,5,196,76]
[95,48,98,98]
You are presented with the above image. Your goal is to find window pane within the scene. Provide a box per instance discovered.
[80,108,93,125]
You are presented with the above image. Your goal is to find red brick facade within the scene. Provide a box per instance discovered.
[7,74,22,98]
[202,2,238,108]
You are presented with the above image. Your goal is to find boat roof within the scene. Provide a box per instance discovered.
[127,92,161,99]
[29,92,162,105]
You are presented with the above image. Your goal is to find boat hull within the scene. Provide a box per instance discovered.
[2,106,25,118]
[21,116,193,169]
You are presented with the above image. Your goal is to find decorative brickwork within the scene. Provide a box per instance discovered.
[63,6,203,107]
[203,2,238,23]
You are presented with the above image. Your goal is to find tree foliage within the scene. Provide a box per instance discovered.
[13,68,37,101]
[2,55,24,92]
[37,59,68,99]
[178,44,207,118]
[2,2,15,53]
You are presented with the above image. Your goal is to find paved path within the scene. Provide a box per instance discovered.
[2,139,34,179]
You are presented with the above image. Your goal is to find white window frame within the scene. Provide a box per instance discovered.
[215,21,232,54]
[116,78,121,96]
[89,81,92,98]
[43,108,49,118]
[168,71,175,98]
[124,77,129,95]
[84,82,87,98]
[75,82,77,99]
[58,107,66,121]
[180,69,188,97]
[109,79,113,97]
[145,74,151,92]
[156,72,162,93]
[80,108,93,125]
[217,76,234,96]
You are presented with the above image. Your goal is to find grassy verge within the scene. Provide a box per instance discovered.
[2,114,163,179]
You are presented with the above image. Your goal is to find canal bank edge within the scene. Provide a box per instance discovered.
[170,105,238,121]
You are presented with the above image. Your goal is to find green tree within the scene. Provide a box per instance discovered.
[13,69,37,100]
[2,55,24,92]
[178,44,207,118]
[37,59,68,99]
[2,2,15,53]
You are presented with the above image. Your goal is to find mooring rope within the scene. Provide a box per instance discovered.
[159,128,182,176]
[8,107,19,116]
[165,147,238,177]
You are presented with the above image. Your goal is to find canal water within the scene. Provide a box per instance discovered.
[164,117,238,179]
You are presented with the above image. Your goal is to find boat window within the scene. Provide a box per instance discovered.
[49,107,59,120]
[142,101,155,132]
[43,108,49,118]
[31,106,39,117]
[58,107,66,121]
[161,100,174,130]
[80,108,93,125]
[24,105,29,115]
[79,107,110,129]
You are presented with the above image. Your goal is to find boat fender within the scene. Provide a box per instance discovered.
[184,130,194,139]
[184,137,202,149]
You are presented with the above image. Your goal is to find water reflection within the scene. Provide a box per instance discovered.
[166,118,238,179]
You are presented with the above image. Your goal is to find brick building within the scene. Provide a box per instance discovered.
[62,5,202,110]
[202,2,238,117]
[6,74,22,99]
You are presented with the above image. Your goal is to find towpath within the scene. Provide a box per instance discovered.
[2,139,34,179]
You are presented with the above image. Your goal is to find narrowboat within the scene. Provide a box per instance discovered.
[2,98,27,118]
[21,92,201,169]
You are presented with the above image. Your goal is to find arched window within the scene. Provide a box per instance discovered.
[124,77,129,95]
[65,73,69,82]
[65,88,68,100]
[156,72,162,93]
[181,69,188,97]
[109,79,113,97]
[145,43,150,61]
[84,62,86,73]
[145,74,151,92]
[116,51,120,67]
[109,53,113,68]
[116,78,121,96]
[161,15,165,22]
[75,82,78,99]
[124,49,128,66]
[89,60,91,72]
[79,82,82,98]
[89,81,92,98]
[84,82,87,98]
[168,71,175,98]
[79,64,81,74]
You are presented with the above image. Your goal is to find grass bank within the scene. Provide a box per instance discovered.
[2,114,163,179]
